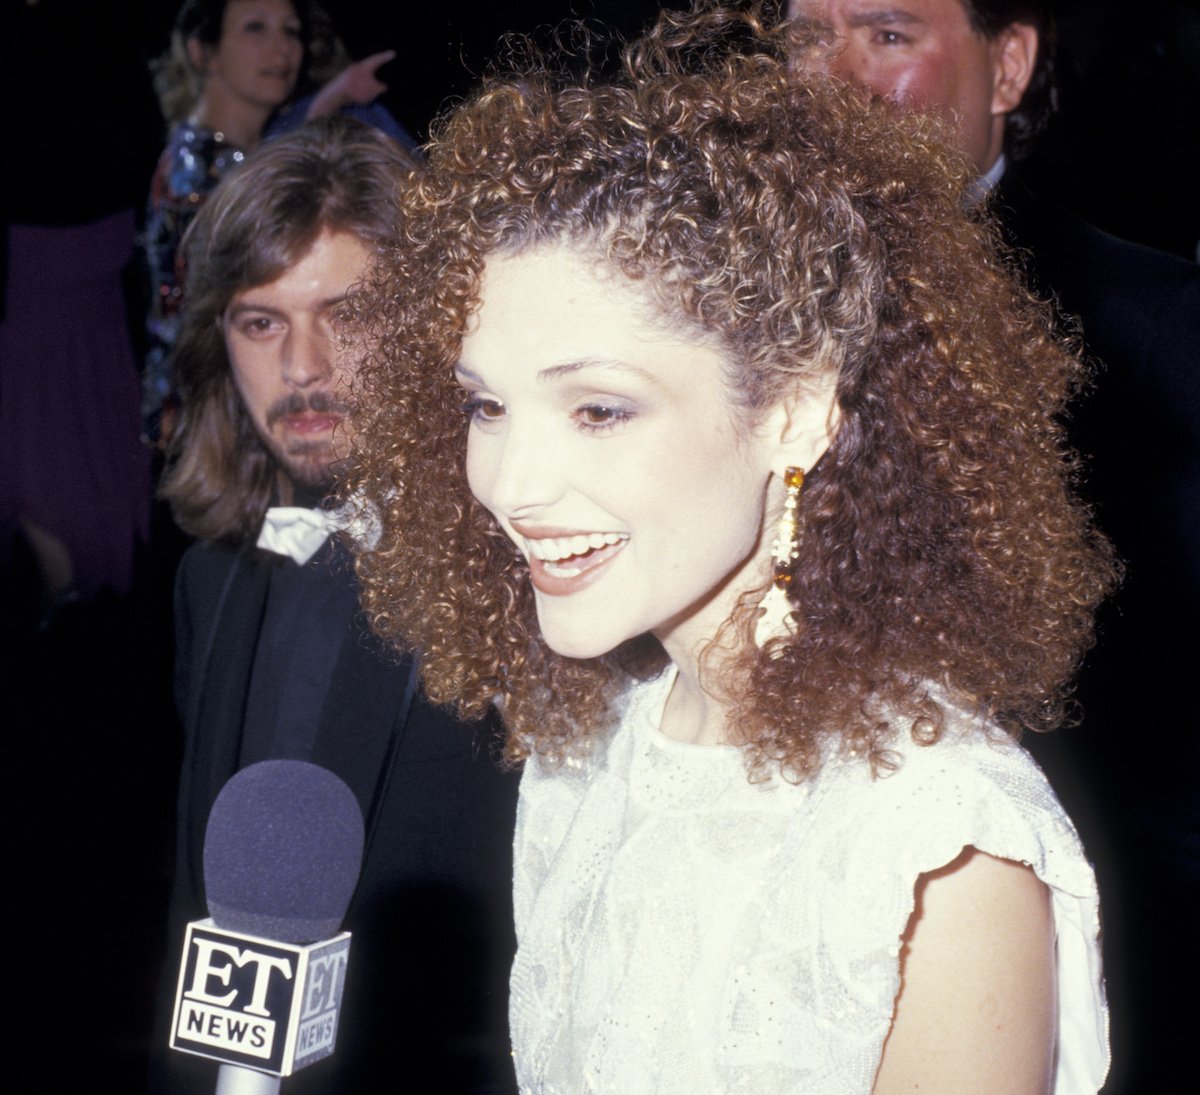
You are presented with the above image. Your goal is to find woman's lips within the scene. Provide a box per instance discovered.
[514,528,630,597]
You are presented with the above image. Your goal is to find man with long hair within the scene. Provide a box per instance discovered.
[154,116,518,1094]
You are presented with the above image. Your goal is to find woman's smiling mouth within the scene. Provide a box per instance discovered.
[517,530,630,593]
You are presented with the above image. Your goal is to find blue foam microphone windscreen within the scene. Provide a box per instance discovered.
[203,760,365,943]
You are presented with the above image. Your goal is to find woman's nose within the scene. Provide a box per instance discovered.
[472,420,565,518]
[270,27,298,59]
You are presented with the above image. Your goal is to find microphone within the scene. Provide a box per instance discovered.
[168,761,364,1092]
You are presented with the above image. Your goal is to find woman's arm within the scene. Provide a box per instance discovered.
[306,50,396,119]
[873,847,1057,1094]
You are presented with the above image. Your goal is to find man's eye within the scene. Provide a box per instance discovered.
[240,317,277,337]
[873,29,909,45]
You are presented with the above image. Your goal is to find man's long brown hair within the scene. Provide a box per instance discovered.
[160,116,414,544]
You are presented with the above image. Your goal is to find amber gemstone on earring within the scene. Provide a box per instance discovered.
[774,570,793,587]
[784,466,805,490]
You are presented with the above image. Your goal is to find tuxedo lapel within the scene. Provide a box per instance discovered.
[311,618,418,844]
[182,549,273,897]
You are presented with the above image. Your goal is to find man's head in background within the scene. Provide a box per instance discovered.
[162,116,414,542]
[789,1,1052,174]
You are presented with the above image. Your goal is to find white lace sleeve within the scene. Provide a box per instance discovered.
[807,730,1108,1093]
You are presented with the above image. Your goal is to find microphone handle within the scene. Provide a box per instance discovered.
[215,1064,281,1095]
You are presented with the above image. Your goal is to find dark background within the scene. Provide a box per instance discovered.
[314,0,1200,260]
[2,2,1196,1092]
[5,1,1198,252]
[316,0,1200,258]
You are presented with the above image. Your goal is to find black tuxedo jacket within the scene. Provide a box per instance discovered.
[989,170,1200,774]
[156,539,520,1094]
[991,171,1199,1091]
[992,171,1200,588]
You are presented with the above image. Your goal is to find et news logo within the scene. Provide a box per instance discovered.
[170,920,350,1076]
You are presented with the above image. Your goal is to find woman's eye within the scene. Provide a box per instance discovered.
[284,23,302,39]
[462,397,505,424]
[576,404,631,431]
[872,29,909,46]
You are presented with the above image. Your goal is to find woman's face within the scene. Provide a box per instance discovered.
[201,0,303,113]
[457,244,797,664]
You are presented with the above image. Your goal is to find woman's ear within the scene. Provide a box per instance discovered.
[186,36,211,75]
[765,367,841,476]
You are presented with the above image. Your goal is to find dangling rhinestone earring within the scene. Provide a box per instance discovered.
[755,466,804,648]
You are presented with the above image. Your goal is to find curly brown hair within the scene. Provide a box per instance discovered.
[348,2,1115,781]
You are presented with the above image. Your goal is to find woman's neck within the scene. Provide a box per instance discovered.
[653,531,773,746]
[191,88,271,151]
[652,633,744,744]
[657,656,735,746]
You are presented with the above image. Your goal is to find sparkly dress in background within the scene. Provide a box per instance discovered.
[140,121,246,446]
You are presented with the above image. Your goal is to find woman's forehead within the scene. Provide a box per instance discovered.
[480,236,727,346]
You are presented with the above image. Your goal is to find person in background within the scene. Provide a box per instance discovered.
[143,0,407,447]
[789,3,1199,1089]
[153,117,519,1095]
[349,5,1116,1090]
[1,0,160,611]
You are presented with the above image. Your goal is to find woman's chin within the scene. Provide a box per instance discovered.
[536,616,626,662]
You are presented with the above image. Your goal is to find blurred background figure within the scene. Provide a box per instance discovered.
[142,0,411,449]
[2,5,173,1094]
[1,0,159,618]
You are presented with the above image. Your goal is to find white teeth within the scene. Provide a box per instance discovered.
[523,532,627,562]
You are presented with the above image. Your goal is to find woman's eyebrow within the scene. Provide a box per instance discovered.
[454,358,659,386]
[536,358,657,384]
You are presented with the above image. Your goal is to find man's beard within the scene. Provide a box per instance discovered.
[262,390,352,499]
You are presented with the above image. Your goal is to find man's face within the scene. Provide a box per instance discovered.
[222,228,370,498]
[789,0,1036,174]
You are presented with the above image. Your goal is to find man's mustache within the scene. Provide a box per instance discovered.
[265,390,351,428]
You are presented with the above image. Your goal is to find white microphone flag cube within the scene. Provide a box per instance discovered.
[170,919,351,1077]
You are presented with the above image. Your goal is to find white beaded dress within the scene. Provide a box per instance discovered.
[510,667,1108,1094]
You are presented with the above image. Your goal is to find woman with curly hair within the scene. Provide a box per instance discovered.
[349,4,1115,1091]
